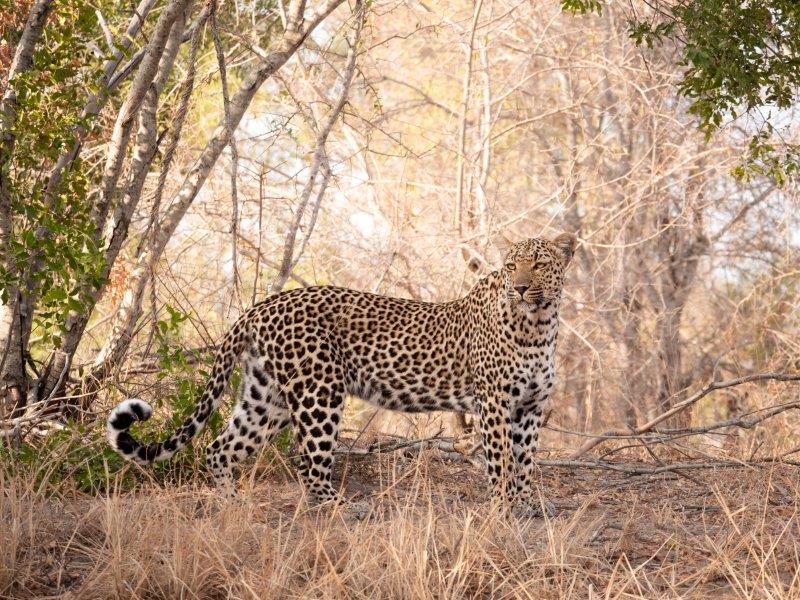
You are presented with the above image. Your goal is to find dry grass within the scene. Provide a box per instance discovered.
[2,446,800,599]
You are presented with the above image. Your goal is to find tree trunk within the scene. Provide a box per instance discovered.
[653,195,708,426]
[66,7,190,413]
[0,0,54,416]
[91,0,192,242]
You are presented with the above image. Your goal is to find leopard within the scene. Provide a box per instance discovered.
[107,233,577,516]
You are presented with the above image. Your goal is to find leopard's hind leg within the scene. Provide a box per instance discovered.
[206,366,289,497]
[284,359,346,505]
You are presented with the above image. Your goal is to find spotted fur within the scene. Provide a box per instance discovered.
[108,234,577,509]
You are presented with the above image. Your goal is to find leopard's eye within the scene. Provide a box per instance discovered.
[505,262,516,271]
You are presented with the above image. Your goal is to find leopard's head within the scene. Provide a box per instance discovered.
[501,234,577,310]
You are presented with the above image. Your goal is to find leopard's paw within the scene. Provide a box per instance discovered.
[511,497,556,519]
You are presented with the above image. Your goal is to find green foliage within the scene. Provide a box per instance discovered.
[1,421,133,494]
[4,167,108,347]
[0,0,119,345]
[0,417,210,495]
[628,20,677,49]
[568,0,800,182]
[670,1,800,132]
[2,305,207,494]
[272,426,293,455]
[149,304,224,443]
[1,301,294,494]
[561,0,602,15]
[731,125,800,183]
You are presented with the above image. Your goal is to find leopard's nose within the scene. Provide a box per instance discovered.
[515,286,528,297]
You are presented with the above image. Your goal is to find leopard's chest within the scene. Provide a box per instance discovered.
[481,320,558,405]
[513,334,556,372]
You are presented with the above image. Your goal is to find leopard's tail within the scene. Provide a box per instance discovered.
[107,317,251,465]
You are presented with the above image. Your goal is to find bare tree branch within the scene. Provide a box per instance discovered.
[274,1,365,291]
[211,4,243,308]
[92,0,192,240]
[570,373,800,459]
[454,0,484,236]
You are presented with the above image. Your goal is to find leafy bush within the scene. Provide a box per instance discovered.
[0,304,292,494]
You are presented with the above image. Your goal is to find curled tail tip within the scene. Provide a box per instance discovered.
[107,398,152,457]
[108,398,153,430]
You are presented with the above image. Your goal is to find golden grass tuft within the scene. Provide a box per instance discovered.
[2,448,800,599]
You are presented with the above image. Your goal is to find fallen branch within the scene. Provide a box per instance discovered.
[332,431,800,478]
[338,433,455,455]
[548,400,800,442]
[653,400,800,436]
[569,372,800,459]
[534,457,800,475]
[336,433,481,463]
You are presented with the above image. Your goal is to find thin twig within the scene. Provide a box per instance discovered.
[569,372,800,459]
[211,3,243,310]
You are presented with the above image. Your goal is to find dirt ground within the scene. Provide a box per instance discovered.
[3,443,800,599]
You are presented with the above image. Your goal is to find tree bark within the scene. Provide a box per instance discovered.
[16,0,162,411]
[91,0,192,242]
[38,0,194,406]
[64,6,191,413]
[454,0,484,236]
[0,0,54,415]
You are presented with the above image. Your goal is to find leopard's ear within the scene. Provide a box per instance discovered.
[492,230,516,260]
[460,247,482,274]
[552,233,577,264]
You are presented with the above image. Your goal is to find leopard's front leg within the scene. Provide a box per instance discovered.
[510,394,554,517]
[475,385,515,505]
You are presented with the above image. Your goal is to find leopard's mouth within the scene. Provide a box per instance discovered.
[519,290,544,304]
[506,288,547,309]
[516,296,544,310]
